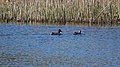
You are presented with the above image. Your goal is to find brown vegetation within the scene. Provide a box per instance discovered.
[0,0,120,26]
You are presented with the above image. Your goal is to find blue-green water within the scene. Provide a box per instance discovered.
[0,24,120,67]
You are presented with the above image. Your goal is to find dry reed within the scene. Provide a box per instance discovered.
[0,0,120,26]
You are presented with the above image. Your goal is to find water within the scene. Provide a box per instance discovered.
[0,24,120,67]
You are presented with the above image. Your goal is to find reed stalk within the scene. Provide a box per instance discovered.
[0,0,120,26]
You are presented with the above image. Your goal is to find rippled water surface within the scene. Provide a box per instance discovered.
[0,24,120,67]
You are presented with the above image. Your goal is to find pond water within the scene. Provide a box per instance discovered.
[0,24,120,67]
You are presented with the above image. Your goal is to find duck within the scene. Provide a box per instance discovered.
[51,29,62,35]
[73,30,81,35]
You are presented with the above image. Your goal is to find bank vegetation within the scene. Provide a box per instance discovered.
[0,0,120,26]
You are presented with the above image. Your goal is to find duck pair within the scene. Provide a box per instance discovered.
[51,29,81,35]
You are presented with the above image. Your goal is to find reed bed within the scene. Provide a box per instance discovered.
[0,0,120,26]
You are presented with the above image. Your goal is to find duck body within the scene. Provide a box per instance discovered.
[51,32,62,35]
[73,30,81,35]
[51,29,62,35]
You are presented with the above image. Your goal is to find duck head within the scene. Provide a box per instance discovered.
[58,29,62,33]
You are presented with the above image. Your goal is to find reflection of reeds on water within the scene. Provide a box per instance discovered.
[0,0,120,26]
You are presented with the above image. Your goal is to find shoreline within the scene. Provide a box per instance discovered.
[0,21,120,27]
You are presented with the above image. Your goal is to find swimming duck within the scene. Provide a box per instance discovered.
[51,29,62,35]
[73,30,81,35]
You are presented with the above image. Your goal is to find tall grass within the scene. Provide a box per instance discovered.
[0,0,120,26]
